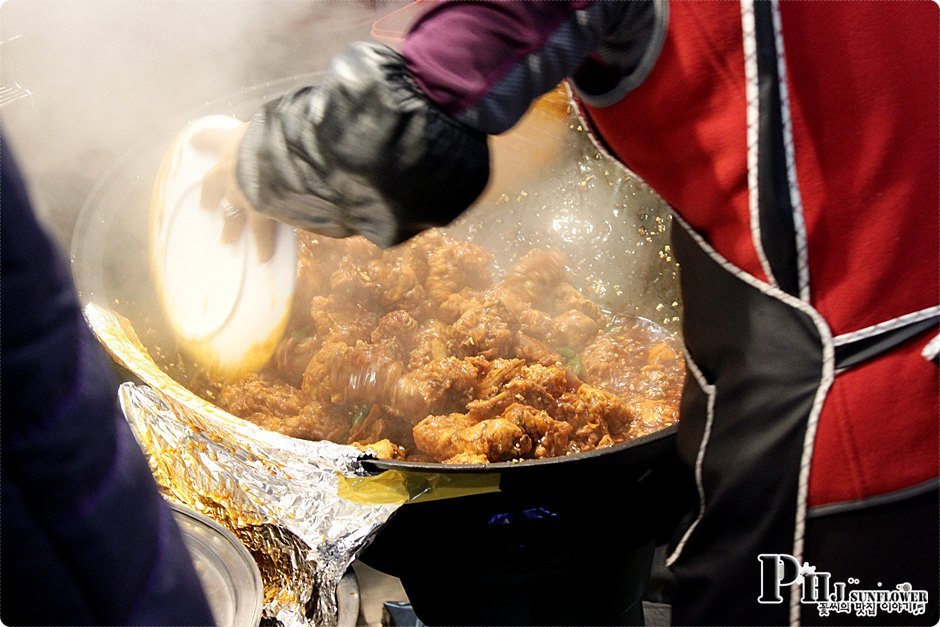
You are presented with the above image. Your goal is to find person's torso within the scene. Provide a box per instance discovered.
[575,0,939,509]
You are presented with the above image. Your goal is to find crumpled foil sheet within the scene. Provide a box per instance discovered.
[87,304,400,626]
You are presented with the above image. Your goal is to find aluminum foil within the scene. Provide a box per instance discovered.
[89,304,400,626]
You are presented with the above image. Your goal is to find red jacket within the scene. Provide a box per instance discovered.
[576,1,939,509]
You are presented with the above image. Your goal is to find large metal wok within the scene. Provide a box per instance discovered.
[71,72,688,625]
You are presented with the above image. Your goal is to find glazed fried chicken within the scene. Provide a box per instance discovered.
[210,230,684,464]
[450,300,517,359]
[500,403,572,459]
[555,384,635,439]
[219,374,308,420]
[411,362,628,463]
[413,413,532,464]
[218,375,350,442]
[425,238,494,307]
[389,356,486,420]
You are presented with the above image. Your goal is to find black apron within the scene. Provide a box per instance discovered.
[666,212,829,626]
[664,3,938,624]
[667,212,939,626]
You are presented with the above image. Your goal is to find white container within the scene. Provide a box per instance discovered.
[150,115,296,378]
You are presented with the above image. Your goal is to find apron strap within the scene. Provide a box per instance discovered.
[834,315,939,370]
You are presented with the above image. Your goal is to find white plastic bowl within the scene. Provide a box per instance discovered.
[149,115,296,378]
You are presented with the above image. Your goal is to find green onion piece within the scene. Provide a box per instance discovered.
[351,404,371,426]
[567,356,582,377]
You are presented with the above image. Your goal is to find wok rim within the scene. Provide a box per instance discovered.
[360,423,677,474]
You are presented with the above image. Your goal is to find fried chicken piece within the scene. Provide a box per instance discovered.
[296,235,382,310]
[389,357,485,421]
[438,288,482,324]
[580,323,684,402]
[308,296,377,346]
[219,375,308,420]
[465,391,519,422]
[218,362,360,443]
[514,363,582,398]
[413,413,531,462]
[344,404,414,451]
[395,230,444,284]
[568,421,612,453]
[640,341,686,405]
[371,310,419,346]
[455,418,533,461]
[407,319,458,370]
[496,249,569,306]
[579,330,629,394]
[293,232,348,304]
[300,341,348,402]
[501,402,572,458]
[244,402,351,443]
[514,333,564,366]
[425,239,494,306]
[450,300,517,359]
[328,256,382,306]
[516,308,558,343]
[553,309,600,350]
[352,439,408,461]
[411,413,477,459]
[412,413,478,460]
[271,333,321,387]
[368,257,426,315]
[301,340,405,405]
[443,452,490,465]
[475,358,527,399]
[626,399,680,439]
[554,384,635,437]
[550,282,605,322]
[465,363,577,420]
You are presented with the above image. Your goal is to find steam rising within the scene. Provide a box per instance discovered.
[2,0,679,357]
[448,112,681,330]
[0,0,392,249]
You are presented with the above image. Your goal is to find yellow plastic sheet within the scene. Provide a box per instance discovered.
[337,468,501,505]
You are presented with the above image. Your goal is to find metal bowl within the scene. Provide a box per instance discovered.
[170,502,264,627]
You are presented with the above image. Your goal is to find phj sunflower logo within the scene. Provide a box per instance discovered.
[758,554,929,618]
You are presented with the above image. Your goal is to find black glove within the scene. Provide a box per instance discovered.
[237,42,490,248]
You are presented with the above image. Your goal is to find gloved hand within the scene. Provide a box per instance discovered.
[234,42,491,248]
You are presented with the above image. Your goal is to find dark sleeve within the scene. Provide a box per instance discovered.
[0,141,216,626]
[402,0,663,132]
[236,1,662,246]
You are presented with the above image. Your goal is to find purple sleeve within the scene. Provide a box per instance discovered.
[401,0,636,134]
[236,2,663,242]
